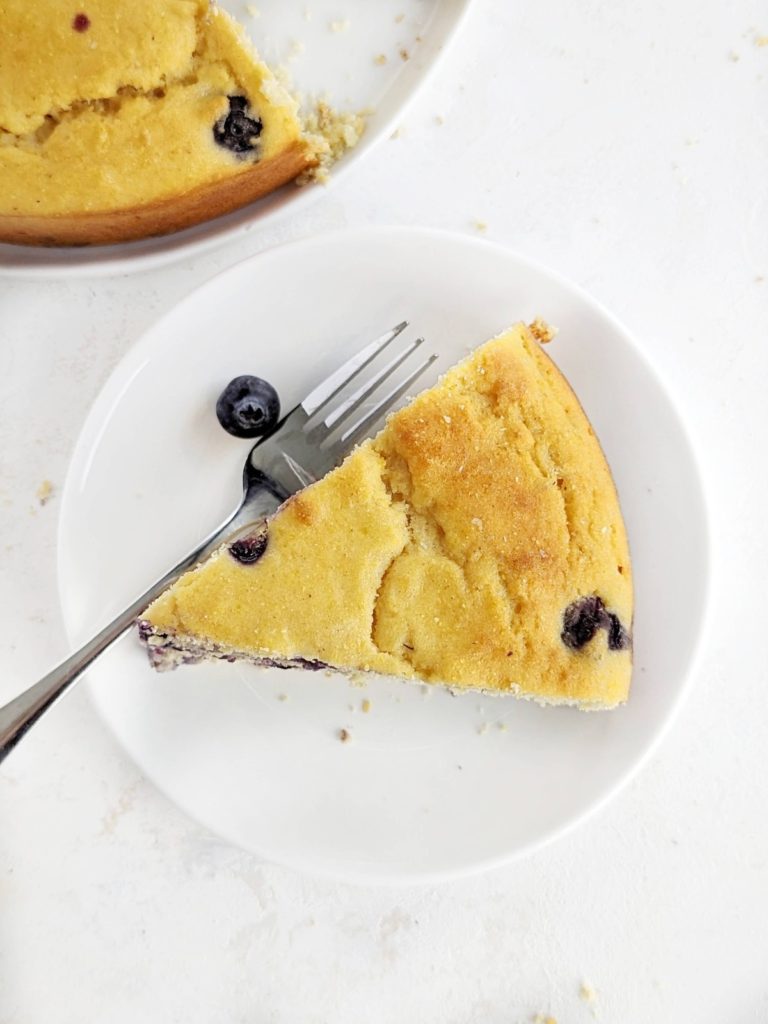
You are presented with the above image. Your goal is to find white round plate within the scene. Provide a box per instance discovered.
[58,226,710,883]
[0,0,471,279]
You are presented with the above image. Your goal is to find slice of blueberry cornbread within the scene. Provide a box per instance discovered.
[0,0,320,245]
[140,323,633,709]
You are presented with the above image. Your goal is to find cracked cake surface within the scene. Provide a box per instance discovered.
[141,323,633,709]
[0,0,316,244]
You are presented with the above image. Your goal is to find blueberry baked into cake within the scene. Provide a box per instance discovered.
[0,0,346,245]
[140,323,634,710]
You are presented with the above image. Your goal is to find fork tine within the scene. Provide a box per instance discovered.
[300,321,408,417]
[325,353,439,452]
[310,336,425,436]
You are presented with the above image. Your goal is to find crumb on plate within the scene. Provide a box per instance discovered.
[301,101,366,184]
[528,318,558,344]
[36,480,54,506]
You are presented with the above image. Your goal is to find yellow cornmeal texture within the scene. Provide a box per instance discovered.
[146,324,633,708]
[0,0,304,215]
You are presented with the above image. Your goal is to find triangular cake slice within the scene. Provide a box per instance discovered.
[0,0,351,245]
[140,324,633,709]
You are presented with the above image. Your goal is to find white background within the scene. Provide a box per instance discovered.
[1,0,767,1021]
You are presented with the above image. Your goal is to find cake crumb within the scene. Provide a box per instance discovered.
[435,114,445,125]
[338,728,350,743]
[36,480,54,506]
[374,53,388,65]
[361,698,371,713]
[244,3,259,16]
[532,1016,557,1024]
[276,693,288,702]
[395,13,405,23]
[729,49,741,61]
[330,19,350,33]
[528,318,558,344]
[496,721,508,732]
[476,722,488,736]
[579,980,598,1004]
[301,101,366,184]
[473,219,488,233]
[755,33,768,46]
[399,47,410,61]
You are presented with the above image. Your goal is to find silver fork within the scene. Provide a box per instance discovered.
[0,323,437,765]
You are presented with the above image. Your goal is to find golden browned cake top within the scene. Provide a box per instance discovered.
[144,324,633,708]
[0,0,306,218]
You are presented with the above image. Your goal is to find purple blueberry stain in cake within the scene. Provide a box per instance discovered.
[72,12,91,31]
[561,595,631,652]
[606,612,631,651]
[229,532,268,565]
[213,96,263,157]
[137,619,153,643]
[294,657,329,671]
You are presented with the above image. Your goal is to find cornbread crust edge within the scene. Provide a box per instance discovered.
[0,141,312,246]
[142,324,633,709]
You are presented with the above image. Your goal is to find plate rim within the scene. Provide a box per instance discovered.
[0,0,475,280]
[56,224,713,884]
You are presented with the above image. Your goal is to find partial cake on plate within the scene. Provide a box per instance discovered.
[139,323,634,710]
[0,0,358,245]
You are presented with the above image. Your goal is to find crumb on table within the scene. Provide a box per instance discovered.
[338,727,350,743]
[361,698,371,713]
[579,980,598,1004]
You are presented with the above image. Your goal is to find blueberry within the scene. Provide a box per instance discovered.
[229,532,268,565]
[213,95,263,156]
[561,595,631,652]
[216,375,280,438]
[561,595,606,650]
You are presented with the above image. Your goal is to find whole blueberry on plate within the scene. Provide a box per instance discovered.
[216,375,280,438]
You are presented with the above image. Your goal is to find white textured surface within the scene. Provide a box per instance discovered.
[1,0,766,1019]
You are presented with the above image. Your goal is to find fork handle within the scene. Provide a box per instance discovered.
[0,479,282,766]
